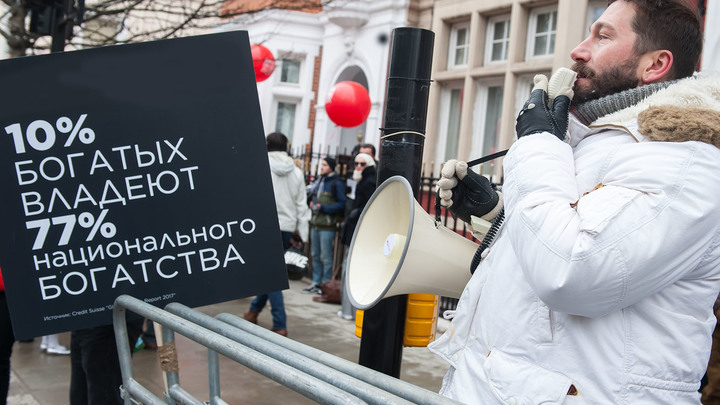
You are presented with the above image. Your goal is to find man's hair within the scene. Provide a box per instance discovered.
[266,132,288,152]
[609,0,702,80]
[359,143,376,157]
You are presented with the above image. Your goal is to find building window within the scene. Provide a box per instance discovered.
[275,102,296,139]
[448,22,470,69]
[585,1,607,34]
[280,59,300,84]
[515,75,536,115]
[485,15,510,64]
[472,80,503,175]
[527,6,557,59]
[437,84,464,162]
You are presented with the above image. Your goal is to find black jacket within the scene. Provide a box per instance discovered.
[342,166,377,246]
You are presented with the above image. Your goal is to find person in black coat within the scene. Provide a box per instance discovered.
[342,153,377,246]
[338,152,377,320]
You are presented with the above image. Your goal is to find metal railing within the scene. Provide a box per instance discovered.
[114,295,462,405]
[293,144,479,243]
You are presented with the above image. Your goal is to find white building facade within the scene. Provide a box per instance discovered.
[218,0,605,176]
[424,0,610,180]
[218,0,433,164]
[223,0,711,179]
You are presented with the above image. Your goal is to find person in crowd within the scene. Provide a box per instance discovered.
[70,320,142,404]
[133,319,158,352]
[304,157,346,294]
[337,152,377,320]
[0,267,13,405]
[358,143,376,160]
[430,1,720,403]
[40,334,70,355]
[350,143,376,161]
[244,132,310,337]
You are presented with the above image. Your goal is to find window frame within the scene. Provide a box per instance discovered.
[447,21,471,70]
[435,81,464,162]
[279,58,301,85]
[525,5,558,60]
[514,74,537,117]
[471,77,504,169]
[274,100,298,140]
[484,14,511,65]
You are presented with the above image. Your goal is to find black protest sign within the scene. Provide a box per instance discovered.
[0,31,287,340]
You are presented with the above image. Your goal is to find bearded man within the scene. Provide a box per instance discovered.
[432,0,720,403]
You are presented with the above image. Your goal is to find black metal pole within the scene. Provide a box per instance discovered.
[358,27,434,377]
[50,0,74,53]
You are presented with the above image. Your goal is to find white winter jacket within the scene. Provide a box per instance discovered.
[428,74,720,404]
[268,151,311,242]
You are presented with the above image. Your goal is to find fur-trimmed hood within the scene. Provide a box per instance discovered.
[590,73,720,147]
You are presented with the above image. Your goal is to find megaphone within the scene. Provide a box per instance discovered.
[347,175,480,309]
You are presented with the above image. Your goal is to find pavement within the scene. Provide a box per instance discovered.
[7,277,451,404]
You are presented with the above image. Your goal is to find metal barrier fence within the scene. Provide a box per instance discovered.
[114,295,462,405]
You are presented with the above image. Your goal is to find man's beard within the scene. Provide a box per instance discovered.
[571,57,641,104]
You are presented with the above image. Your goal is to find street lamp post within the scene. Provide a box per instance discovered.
[27,0,84,53]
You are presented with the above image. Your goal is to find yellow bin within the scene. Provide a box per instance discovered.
[354,294,438,347]
[354,309,364,338]
[404,293,438,347]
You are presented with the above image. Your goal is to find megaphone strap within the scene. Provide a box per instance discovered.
[470,207,505,274]
[379,130,426,139]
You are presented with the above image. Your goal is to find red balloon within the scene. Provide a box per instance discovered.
[325,81,371,128]
[250,43,275,82]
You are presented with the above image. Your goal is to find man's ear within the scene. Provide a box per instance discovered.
[639,50,674,83]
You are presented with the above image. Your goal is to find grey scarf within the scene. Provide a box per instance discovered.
[572,79,679,125]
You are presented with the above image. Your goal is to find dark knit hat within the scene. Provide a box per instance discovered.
[323,157,337,171]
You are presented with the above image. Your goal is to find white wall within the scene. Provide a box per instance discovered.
[219,10,324,148]
[220,0,411,159]
[314,0,409,157]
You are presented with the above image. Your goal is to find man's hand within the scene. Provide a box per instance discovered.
[515,74,573,140]
[437,159,500,223]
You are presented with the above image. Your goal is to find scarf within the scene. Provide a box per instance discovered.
[572,79,680,125]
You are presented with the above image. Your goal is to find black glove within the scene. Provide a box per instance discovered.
[437,160,500,224]
[515,74,572,141]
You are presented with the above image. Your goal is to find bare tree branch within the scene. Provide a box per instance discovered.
[0,0,333,57]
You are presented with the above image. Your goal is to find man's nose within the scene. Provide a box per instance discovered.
[570,37,591,63]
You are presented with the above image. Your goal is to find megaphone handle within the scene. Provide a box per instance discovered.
[470,207,505,274]
[435,149,508,224]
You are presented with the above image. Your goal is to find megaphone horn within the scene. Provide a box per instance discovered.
[347,175,479,310]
